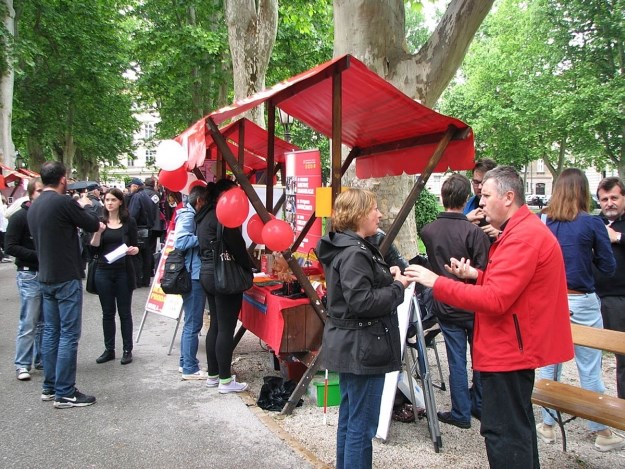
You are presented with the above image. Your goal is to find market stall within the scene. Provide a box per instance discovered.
[172,54,475,414]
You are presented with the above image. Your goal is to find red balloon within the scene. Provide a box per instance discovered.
[262,219,294,252]
[247,213,275,244]
[216,187,249,228]
[246,214,264,244]
[159,166,188,192]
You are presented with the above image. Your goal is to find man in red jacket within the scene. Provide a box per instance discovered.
[406,166,574,469]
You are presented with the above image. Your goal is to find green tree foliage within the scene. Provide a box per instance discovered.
[12,0,137,177]
[414,186,439,235]
[131,0,230,139]
[441,0,625,179]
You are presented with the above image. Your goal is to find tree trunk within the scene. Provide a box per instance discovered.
[334,0,494,258]
[0,0,15,166]
[225,0,278,127]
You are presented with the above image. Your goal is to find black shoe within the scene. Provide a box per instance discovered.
[120,351,133,365]
[96,350,115,364]
[437,411,471,429]
[53,389,96,409]
[41,389,55,401]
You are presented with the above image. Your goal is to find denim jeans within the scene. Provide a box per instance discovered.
[438,318,482,422]
[179,280,206,374]
[40,280,83,398]
[95,266,133,352]
[336,373,385,469]
[14,270,44,370]
[539,293,606,432]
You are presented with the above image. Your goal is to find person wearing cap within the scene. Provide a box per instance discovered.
[143,177,162,279]
[127,178,156,287]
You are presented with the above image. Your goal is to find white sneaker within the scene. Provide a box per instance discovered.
[16,367,31,381]
[178,366,183,373]
[595,431,625,452]
[181,370,208,380]
[205,376,219,388]
[536,423,556,444]
[218,376,248,394]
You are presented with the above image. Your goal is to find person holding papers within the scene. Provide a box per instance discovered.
[90,188,139,365]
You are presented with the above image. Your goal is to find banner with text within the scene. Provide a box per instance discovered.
[284,149,322,260]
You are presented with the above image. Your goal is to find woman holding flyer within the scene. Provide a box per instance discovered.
[90,188,139,365]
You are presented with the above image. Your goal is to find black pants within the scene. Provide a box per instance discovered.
[600,295,625,398]
[135,240,154,287]
[95,266,133,352]
[480,369,539,469]
[200,265,242,380]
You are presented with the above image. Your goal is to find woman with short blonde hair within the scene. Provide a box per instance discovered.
[317,188,412,469]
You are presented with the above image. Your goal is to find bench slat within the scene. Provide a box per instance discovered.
[571,323,625,355]
[532,379,625,431]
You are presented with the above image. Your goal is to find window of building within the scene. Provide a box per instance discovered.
[128,156,135,167]
[536,183,546,195]
[146,150,156,166]
[143,122,155,140]
[537,159,544,173]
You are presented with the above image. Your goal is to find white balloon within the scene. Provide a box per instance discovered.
[155,140,187,171]
[180,172,198,195]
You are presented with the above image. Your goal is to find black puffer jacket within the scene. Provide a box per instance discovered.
[317,230,404,375]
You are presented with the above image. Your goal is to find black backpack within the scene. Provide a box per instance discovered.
[160,249,191,295]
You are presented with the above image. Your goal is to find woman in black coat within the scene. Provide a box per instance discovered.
[197,179,254,393]
[316,188,411,469]
[90,188,139,365]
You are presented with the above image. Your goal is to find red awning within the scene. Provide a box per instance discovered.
[0,164,29,184]
[175,117,299,172]
[176,54,474,178]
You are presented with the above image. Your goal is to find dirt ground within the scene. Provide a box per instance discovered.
[231,325,625,469]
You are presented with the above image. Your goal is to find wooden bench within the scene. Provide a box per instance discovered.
[532,323,625,451]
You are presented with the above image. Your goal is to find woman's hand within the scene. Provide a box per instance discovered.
[126,246,140,256]
[390,266,413,288]
[444,257,478,280]
[404,265,438,288]
[98,222,106,233]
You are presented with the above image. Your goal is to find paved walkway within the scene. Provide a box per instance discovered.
[0,262,312,468]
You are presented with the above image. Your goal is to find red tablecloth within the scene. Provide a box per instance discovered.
[240,284,310,353]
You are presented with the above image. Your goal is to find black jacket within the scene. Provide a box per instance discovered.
[316,230,404,375]
[595,212,625,297]
[420,212,490,323]
[4,201,38,271]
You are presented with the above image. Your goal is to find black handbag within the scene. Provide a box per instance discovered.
[213,224,253,295]
[86,256,98,294]
[160,249,191,295]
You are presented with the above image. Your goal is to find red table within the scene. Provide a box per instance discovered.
[240,284,323,355]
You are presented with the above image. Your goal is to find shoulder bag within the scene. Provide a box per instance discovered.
[161,249,191,295]
[86,255,98,294]
[213,224,253,295]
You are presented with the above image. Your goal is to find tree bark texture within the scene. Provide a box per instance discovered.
[0,0,15,166]
[225,0,278,127]
[334,0,493,258]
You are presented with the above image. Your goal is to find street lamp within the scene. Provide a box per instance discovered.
[14,151,26,170]
[278,109,294,143]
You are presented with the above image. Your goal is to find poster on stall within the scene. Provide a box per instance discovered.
[144,230,183,320]
[284,149,322,261]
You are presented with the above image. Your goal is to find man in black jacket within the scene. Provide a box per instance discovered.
[420,173,490,428]
[6,178,44,381]
[128,177,155,286]
[595,176,625,399]
[28,161,103,408]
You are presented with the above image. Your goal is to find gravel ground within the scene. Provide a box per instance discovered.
[231,326,625,469]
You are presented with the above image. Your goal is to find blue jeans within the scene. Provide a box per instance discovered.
[336,373,385,469]
[40,280,83,398]
[540,293,606,432]
[95,267,133,352]
[179,280,206,374]
[439,318,482,422]
[14,270,44,370]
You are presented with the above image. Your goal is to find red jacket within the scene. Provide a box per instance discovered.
[433,205,574,372]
